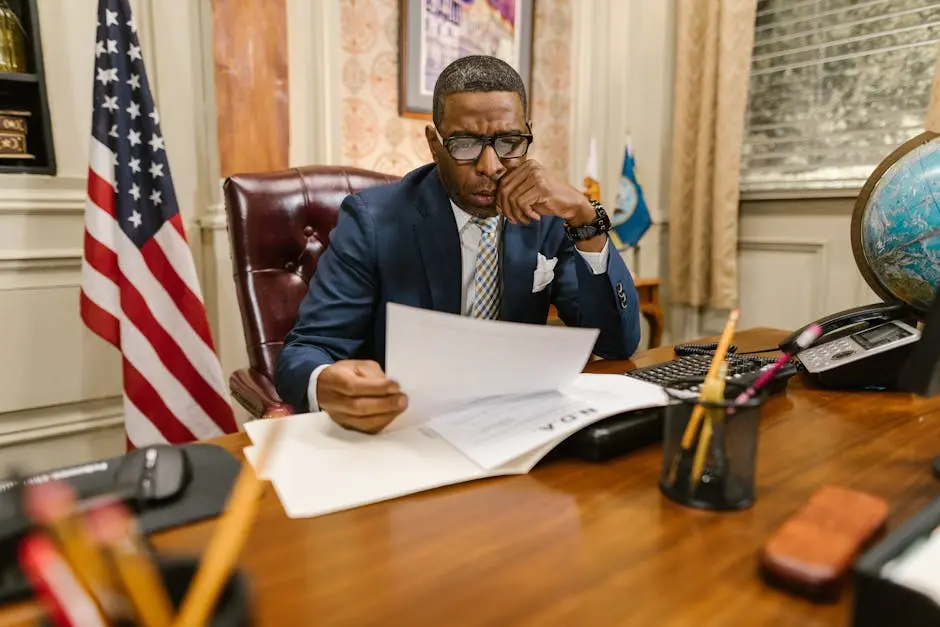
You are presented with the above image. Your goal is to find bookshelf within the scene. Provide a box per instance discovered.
[0,0,55,175]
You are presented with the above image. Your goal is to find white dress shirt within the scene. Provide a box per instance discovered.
[305,201,610,411]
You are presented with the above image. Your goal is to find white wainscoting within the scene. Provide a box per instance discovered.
[737,237,830,332]
[0,398,124,474]
[736,197,880,335]
[0,181,125,470]
[0,0,229,471]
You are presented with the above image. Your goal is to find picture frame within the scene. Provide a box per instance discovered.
[399,0,535,120]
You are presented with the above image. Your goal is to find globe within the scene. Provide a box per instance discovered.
[852,131,940,319]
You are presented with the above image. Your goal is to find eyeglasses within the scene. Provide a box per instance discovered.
[439,131,533,162]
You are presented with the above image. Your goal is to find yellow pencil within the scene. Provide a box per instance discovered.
[690,363,728,488]
[681,309,739,450]
[87,501,175,627]
[668,309,739,486]
[172,418,287,627]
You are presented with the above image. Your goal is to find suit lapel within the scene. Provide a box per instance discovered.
[413,170,462,315]
[500,221,539,321]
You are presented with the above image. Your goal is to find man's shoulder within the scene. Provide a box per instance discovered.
[351,163,437,216]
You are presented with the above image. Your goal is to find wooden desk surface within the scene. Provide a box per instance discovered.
[3,328,940,626]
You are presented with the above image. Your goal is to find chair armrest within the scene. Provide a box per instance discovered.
[229,368,295,419]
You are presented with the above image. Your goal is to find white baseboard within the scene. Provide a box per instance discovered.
[0,396,123,447]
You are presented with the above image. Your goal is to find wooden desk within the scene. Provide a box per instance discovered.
[3,328,940,626]
[549,277,664,349]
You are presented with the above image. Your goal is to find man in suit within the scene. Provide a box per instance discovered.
[276,55,641,433]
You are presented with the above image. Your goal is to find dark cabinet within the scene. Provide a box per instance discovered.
[0,0,55,174]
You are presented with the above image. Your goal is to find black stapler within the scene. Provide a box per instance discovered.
[114,444,192,507]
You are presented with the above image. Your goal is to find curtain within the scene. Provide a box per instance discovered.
[926,45,940,134]
[667,0,757,310]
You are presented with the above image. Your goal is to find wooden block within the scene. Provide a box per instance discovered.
[759,485,889,601]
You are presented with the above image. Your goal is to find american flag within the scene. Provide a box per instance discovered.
[80,0,237,448]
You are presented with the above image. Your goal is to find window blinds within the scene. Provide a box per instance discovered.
[740,0,940,193]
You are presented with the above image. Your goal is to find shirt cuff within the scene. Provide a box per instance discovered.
[306,364,331,412]
[576,239,610,275]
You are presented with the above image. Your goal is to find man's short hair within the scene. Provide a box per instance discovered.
[432,55,527,128]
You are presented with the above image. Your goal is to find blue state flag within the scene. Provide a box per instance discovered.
[611,142,651,249]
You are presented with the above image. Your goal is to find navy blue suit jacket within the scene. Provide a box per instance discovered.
[275,164,641,412]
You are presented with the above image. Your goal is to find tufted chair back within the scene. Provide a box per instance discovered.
[222,166,399,417]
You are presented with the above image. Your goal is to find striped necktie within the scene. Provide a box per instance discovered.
[468,216,501,319]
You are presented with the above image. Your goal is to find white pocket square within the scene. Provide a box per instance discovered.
[532,253,557,293]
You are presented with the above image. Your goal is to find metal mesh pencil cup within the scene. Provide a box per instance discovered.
[659,379,766,511]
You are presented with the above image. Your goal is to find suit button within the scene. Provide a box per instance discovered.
[616,281,624,294]
[303,226,314,237]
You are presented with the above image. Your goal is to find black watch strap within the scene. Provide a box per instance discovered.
[565,200,611,242]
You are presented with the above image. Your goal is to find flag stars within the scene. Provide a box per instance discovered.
[129,183,141,201]
[128,130,141,147]
[96,67,118,85]
[149,134,165,152]
[109,124,118,138]
[128,157,141,173]
[127,18,137,33]
[128,210,143,229]
[150,190,162,206]
[126,101,141,120]
[149,110,160,125]
[127,44,142,62]
[107,39,118,54]
[127,74,140,90]
[95,40,105,57]
[105,9,118,26]
[149,162,164,179]
[102,96,118,112]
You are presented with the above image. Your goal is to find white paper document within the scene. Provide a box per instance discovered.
[427,374,664,470]
[384,302,599,417]
[244,374,668,519]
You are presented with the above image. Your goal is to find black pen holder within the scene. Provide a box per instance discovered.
[38,555,252,627]
[851,495,940,627]
[659,379,765,511]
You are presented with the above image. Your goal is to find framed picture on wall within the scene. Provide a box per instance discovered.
[399,0,535,120]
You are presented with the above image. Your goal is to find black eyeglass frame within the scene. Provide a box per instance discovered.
[436,127,535,163]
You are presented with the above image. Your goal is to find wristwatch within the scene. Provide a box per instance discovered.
[565,200,611,241]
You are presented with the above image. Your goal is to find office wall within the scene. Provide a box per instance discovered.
[0,0,217,472]
[0,0,584,470]
[336,0,573,179]
[566,1,879,342]
[735,198,880,334]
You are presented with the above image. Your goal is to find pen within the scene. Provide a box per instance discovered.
[731,323,823,410]
[19,534,108,627]
[23,480,131,621]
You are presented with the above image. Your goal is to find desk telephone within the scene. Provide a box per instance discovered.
[780,301,922,391]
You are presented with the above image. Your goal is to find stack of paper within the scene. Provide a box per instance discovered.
[243,304,668,519]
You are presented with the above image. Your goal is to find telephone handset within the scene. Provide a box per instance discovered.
[779,301,917,354]
[782,301,921,391]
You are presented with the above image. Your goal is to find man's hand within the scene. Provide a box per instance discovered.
[496,159,596,227]
[316,360,408,434]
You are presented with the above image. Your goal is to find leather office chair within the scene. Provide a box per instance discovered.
[223,166,400,419]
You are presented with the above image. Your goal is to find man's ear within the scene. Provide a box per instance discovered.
[425,124,439,163]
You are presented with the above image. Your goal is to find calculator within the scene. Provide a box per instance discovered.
[624,351,797,399]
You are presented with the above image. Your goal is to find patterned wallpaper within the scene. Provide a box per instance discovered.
[338,0,573,180]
